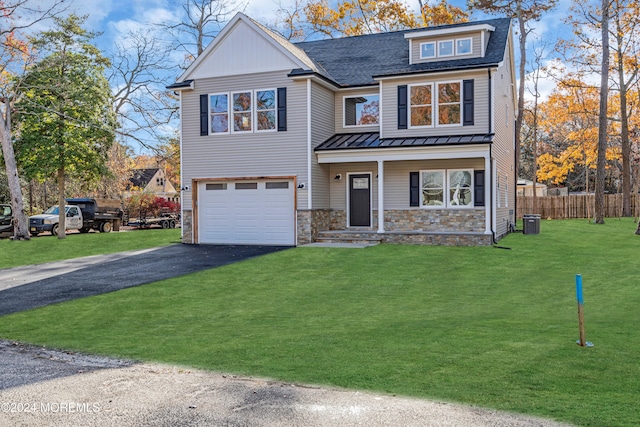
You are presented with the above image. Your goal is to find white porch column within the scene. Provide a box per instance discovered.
[485,155,491,234]
[377,159,385,233]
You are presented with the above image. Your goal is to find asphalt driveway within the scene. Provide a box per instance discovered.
[0,244,289,316]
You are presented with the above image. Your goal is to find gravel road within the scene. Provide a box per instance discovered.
[0,340,572,427]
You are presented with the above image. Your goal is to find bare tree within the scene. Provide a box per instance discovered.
[164,0,246,66]
[0,0,67,240]
[108,28,178,151]
[468,0,558,181]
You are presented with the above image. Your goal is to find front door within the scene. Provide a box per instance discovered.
[349,174,371,227]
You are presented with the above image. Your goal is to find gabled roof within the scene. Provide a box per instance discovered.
[294,18,511,87]
[315,132,494,151]
[129,168,159,189]
[171,15,512,89]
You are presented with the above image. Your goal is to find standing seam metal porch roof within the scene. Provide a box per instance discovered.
[314,133,494,151]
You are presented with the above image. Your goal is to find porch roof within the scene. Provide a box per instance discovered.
[315,132,494,151]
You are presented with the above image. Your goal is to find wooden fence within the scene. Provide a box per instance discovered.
[516,194,640,219]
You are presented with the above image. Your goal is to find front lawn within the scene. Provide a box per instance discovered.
[1,218,639,426]
[0,229,181,268]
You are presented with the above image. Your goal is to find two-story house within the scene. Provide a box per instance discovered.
[168,13,516,246]
[126,168,179,203]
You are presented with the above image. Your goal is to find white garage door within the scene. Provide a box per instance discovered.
[198,179,295,245]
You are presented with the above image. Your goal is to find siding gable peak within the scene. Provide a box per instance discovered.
[177,12,317,82]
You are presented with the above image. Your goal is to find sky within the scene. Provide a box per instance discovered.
[58,0,576,96]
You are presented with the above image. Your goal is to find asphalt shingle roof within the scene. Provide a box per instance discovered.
[294,18,511,87]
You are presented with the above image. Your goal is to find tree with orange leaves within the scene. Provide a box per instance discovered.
[535,78,620,195]
[304,0,420,37]
[418,0,469,26]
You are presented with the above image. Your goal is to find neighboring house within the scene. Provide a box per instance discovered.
[517,179,548,197]
[126,168,179,203]
[168,13,516,246]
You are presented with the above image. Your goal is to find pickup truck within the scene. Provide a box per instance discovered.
[0,204,12,237]
[29,198,123,236]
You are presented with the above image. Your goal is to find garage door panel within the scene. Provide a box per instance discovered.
[198,179,294,245]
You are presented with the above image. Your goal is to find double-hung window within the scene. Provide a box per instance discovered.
[232,92,252,132]
[210,94,229,134]
[437,82,461,126]
[421,169,473,208]
[256,89,276,131]
[409,84,433,127]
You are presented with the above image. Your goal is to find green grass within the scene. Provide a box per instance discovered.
[1,218,639,426]
[0,229,181,268]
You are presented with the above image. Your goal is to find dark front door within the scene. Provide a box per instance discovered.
[349,174,371,227]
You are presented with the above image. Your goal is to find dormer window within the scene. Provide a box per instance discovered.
[456,38,472,55]
[344,94,379,126]
[420,42,435,59]
[438,40,454,57]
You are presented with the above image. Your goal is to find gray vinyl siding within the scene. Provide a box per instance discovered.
[410,32,483,64]
[311,82,335,208]
[492,46,516,237]
[335,88,380,133]
[380,70,490,139]
[181,70,308,210]
[329,163,378,210]
[328,159,484,210]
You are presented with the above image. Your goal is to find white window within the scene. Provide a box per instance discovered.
[256,89,276,131]
[232,92,252,132]
[209,93,229,134]
[421,170,445,207]
[497,174,502,208]
[421,169,473,209]
[409,83,433,127]
[449,170,472,207]
[420,42,436,59]
[437,81,461,126]
[438,40,454,57]
[344,94,379,126]
[456,38,472,55]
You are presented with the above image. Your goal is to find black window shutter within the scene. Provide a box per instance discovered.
[474,170,485,207]
[277,87,287,131]
[398,85,408,129]
[463,79,474,126]
[200,94,208,136]
[410,172,419,207]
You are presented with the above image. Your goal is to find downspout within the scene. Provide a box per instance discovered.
[307,79,312,210]
[488,67,496,243]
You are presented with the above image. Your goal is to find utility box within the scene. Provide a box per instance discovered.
[523,214,541,235]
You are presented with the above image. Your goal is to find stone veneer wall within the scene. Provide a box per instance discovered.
[181,210,193,244]
[328,209,485,233]
[384,209,485,232]
[297,209,331,245]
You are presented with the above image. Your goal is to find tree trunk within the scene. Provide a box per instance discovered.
[57,166,66,239]
[515,0,527,180]
[615,16,631,216]
[0,98,30,240]
[594,0,609,225]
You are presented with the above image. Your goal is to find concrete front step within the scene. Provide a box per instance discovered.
[315,230,382,245]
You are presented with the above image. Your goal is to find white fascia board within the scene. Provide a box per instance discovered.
[374,67,496,82]
[404,24,495,40]
[316,144,491,164]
